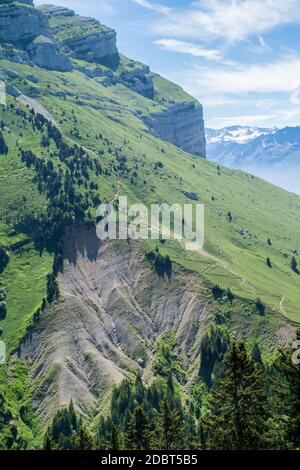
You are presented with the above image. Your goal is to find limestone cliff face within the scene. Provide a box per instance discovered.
[144,102,206,157]
[0,1,72,71]
[64,28,118,65]
[0,1,49,46]
[43,5,119,67]
[27,36,72,72]
[120,65,154,99]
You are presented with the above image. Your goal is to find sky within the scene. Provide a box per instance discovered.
[35,0,300,129]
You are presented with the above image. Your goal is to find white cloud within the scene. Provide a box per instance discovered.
[211,114,276,128]
[154,39,222,61]
[181,56,300,95]
[133,0,171,15]
[147,0,300,43]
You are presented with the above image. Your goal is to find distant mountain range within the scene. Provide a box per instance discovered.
[206,125,300,194]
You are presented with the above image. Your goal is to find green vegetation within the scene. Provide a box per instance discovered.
[43,330,300,450]
[0,2,299,451]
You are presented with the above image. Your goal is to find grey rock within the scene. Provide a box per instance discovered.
[6,69,19,79]
[0,2,50,46]
[0,44,30,64]
[38,4,75,17]
[26,74,39,83]
[6,84,21,97]
[26,36,72,72]
[183,191,199,201]
[121,65,154,99]
[64,28,118,66]
[144,102,206,157]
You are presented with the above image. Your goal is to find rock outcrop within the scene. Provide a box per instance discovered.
[27,36,72,72]
[144,102,206,157]
[44,6,119,67]
[38,4,75,17]
[0,0,49,47]
[0,1,72,71]
[120,65,154,99]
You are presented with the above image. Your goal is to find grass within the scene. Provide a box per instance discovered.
[0,224,52,354]
[0,53,299,331]
[48,14,112,42]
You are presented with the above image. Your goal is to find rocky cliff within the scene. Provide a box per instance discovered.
[144,101,206,157]
[0,0,72,71]
[0,0,48,46]
[120,64,154,99]
[42,4,119,68]
[0,2,206,155]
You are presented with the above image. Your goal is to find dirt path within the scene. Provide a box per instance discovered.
[279,296,287,317]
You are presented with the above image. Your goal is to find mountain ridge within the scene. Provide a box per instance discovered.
[0,1,299,447]
[206,125,300,194]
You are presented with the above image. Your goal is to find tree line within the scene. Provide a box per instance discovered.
[44,331,300,450]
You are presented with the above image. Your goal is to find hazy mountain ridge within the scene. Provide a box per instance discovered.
[206,125,300,194]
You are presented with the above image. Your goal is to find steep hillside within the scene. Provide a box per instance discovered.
[206,125,300,194]
[18,227,293,427]
[0,1,299,446]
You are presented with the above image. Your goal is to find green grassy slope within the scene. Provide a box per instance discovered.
[0,57,299,328]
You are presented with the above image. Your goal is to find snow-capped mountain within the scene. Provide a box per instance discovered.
[206,125,276,145]
[206,126,300,194]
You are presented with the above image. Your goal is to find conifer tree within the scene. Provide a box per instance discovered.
[291,256,299,274]
[124,406,151,450]
[275,330,300,449]
[204,342,269,450]
[72,425,94,450]
[152,397,185,450]
[0,130,8,155]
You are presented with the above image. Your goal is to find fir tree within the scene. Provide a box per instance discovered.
[124,406,151,450]
[291,256,299,274]
[275,330,300,449]
[72,426,94,450]
[0,130,8,155]
[204,342,269,450]
[152,397,185,450]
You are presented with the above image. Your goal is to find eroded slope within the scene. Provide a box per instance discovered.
[19,227,211,423]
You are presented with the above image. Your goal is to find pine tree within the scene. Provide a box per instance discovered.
[0,130,8,155]
[251,343,263,366]
[72,425,94,450]
[275,330,300,449]
[152,397,185,450]
[291,256,299,274]
[124,406,151,450]
[204,342,269,450]
[43,431,56,450]
[266,257,272,268]
[111,423,120,450]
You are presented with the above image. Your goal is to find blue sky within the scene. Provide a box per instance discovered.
[35,0,300,129]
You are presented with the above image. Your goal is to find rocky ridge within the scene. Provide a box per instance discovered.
[0,1,206,156]
[0,0,72,71]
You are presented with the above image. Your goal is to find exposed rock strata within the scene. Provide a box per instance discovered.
[0,1,72,71]
[120,65,154,99]
[18,227,211,422]
[144,102,206,157]
[0,1,49,46]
